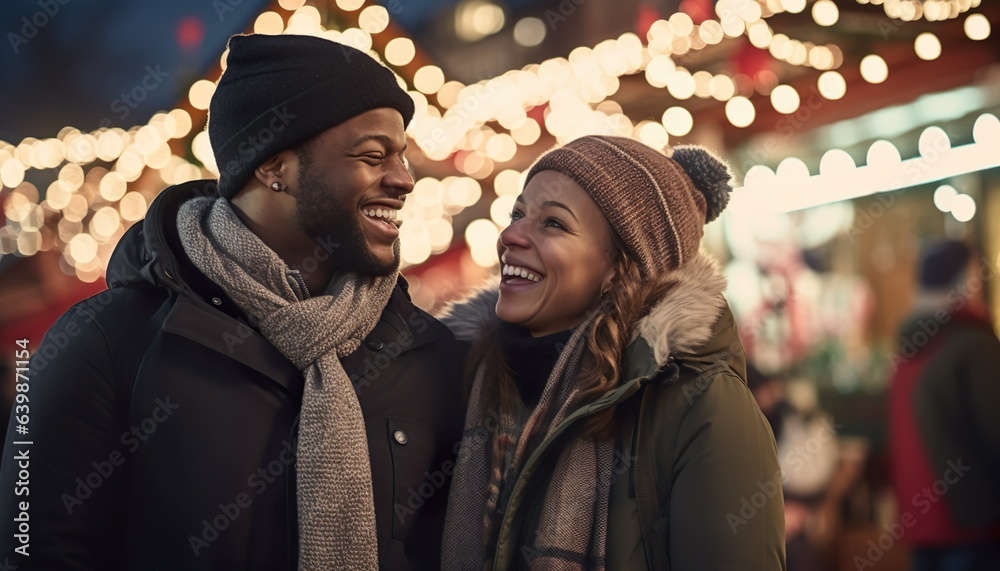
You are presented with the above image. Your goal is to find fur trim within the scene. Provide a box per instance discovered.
[436,251,727,364]
[635,250,728,366]
[436,283,500,343]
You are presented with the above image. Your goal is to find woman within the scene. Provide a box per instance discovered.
[441,135,785,570]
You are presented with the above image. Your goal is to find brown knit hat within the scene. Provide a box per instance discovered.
[525,135,733,277]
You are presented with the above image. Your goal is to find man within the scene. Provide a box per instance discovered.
[0,34,465,570]
[888,240,1000,570]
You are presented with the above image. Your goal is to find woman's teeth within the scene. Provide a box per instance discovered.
[502,264,541,282]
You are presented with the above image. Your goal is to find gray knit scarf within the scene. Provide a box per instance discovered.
[176,196,394,570]
[442,313,614,570]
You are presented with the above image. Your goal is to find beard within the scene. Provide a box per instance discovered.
[294,162,399,278]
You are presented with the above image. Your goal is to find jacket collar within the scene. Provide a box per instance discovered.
[160,284,433,397]
[633,250,729,365]
[107,179,433,394]
[107,179,222,294]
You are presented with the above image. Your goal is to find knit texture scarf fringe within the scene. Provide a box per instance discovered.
[177,196,393,570]
[442,313,614,571]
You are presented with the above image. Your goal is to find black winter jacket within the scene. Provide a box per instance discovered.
[0,180,466,570]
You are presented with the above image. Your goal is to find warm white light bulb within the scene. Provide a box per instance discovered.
[965,14,991,41]
[914,33,941,61]
[860,54,888,84]
[811,0,839,26]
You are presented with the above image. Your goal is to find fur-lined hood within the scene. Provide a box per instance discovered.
[438,250,732,370]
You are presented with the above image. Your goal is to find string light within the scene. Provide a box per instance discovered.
[662,107,694,137]
[358,6,389,34]
[2,0,987,277]
[860,54,889,84]
[188,80,216,110]
[964,13,990,40]
[254,11,284,34]
[384,37,416,66]
[726,97,756,128]
[770,85,801,114]
[735,114,1000,214]
[811,0,839,26]
[817,71,847,100]
[335,0,365,12]
[513,17,546,47]
[914,32,942,60]
[871,0,981,23]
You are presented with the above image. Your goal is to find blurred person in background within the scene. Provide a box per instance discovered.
[748,363,839,571]
[439,136,785,570]
[0,34,465,570]
[888,239,1000,571]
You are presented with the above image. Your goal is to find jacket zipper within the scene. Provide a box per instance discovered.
[287,270,311,299]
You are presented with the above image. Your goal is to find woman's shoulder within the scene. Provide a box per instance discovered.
[640,359,763,437]
[680,357,753,403]
[434,283,499,344]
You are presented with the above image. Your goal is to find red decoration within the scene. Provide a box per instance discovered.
[634,3,662,40]
[680,0,714,25]
[734,39,772,78]
[176,17,205,52]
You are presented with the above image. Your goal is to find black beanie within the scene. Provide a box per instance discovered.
[208,34,415,199]
[918,239,971,290]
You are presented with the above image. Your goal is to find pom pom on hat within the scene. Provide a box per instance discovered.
[670,145,734,223]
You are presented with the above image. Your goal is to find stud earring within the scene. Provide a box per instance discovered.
[271,181,282,191]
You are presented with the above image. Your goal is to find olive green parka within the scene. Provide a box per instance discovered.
[442,251,786,570]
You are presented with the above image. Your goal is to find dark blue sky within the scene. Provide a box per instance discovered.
[0,0,267,142]
[0,0,549,143]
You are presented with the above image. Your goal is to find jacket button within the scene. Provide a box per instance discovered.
[211,297,222,306]
[366,338,384,351]
[393,430,408,445]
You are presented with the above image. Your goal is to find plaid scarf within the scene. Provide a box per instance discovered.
[442,313,614,570]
